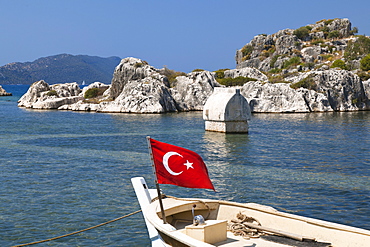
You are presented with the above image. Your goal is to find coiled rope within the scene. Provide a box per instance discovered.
[11,209,142,247]
[228,212,264,240]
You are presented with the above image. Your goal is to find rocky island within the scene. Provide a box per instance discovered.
[0,85,12,96]
[18,18,370,113]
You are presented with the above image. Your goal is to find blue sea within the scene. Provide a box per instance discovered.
[1,85,369,246]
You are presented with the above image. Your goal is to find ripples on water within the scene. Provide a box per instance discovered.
[1,85,369,246]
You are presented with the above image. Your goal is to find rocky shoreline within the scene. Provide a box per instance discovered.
[17,18,370,113]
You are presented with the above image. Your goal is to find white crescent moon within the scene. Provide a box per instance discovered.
[163,151,183,176]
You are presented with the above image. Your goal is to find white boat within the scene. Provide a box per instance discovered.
[132,177,370,247]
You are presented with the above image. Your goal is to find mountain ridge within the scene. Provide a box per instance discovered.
[0,54,121,85]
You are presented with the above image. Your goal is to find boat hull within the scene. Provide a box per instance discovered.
[145,197,370,247]
[131,177,370,247]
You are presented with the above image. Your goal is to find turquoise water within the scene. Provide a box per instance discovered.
[1,85,369,246]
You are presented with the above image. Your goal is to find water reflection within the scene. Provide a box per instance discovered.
[202,131,250,161]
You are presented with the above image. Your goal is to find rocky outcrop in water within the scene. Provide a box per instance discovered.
[18,80,82,109]
[18,58,220,113]
[0,85,12,96]
[17,18,370,114]
[242,69,369,113]
[18,56,370,113]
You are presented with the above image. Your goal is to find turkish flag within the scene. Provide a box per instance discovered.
[149,138,215,191]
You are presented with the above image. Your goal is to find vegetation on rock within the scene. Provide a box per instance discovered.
[236,18,370,93]
[360,54,370,71]
[344,35,370,61]
[46,90,58,97]
[331,59,347,70]
[216,76,257,86]
[290,75,317,90]
[293,26,311,40]
[159,67,187,87]
[83,87,108,103]
[213,69,229,79]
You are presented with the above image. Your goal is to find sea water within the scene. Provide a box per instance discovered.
[1,85,369,246]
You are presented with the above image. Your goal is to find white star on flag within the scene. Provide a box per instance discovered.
[183,160,194,170]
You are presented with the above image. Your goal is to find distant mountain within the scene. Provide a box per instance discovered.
[0,54,121,85]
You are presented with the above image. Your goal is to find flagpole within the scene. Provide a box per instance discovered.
[146,136,167,224]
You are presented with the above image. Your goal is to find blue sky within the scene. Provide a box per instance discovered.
[1,0,369,73]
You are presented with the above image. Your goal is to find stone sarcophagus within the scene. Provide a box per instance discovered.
[203,87,251,133]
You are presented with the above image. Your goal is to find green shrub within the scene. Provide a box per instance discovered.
[360,54,370,71]
[134,61,148,68]
[327,30,340,39]
[213,69,229,79]
[344,35,370,61]
[293,26,311,40]
[350,27,359,35]
[268,74,289,84]
[192,69,204,72]
[84,87,108,99]
[216,76,257,87]
[320,54,334,61]
[46,90,58,96]
[241,45,253,57]
[290,76,317,90]
[84,88,100,99]
[270,55,280,68]
[331,59,347,70]
[269,68,282,73]
[325,19,334,25]
[159,67,186,87]
[282,56,301,69]
[317,25,330,33]
[311,39,324,45]
[357,71,370,81]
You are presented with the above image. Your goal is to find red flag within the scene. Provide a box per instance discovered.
[149,138,215,191]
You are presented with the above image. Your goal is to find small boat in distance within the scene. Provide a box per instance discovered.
[132,177,370,247]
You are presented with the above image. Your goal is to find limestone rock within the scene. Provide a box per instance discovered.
[17,53,370,114]
[296,88,332,112]
[170,71,219,111]
[224,67,268,82]
[0,85,12,96]
[363,79,370,100]
[106,57,164,99]
[236,18,358,72]
[327,18,351,37]
[18,80,82,109]
[241,81,311,113]
[275,34,299,55]
[32,96,82,109]
[17,58,219,113]
[99,77,177,113]
[18,80,50,107]
[311,69,369,111]
[240,68,369,113]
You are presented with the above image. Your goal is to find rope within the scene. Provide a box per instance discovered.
[228,212,264,240]
[12,209,142,247]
